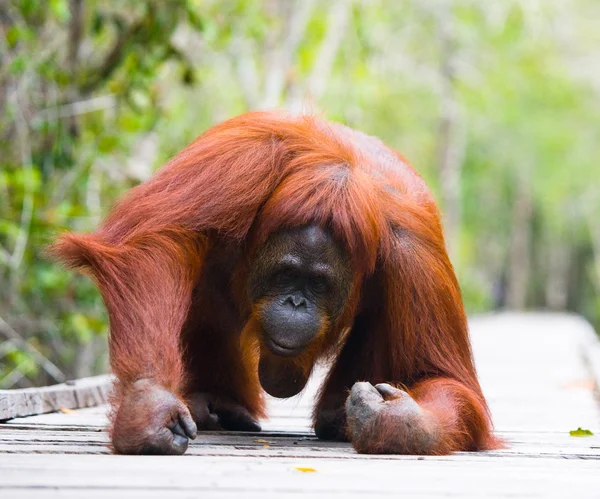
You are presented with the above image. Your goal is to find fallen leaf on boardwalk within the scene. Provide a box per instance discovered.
[569,427,594,437]
[254,439,275,444]
[59,407,75,414]
[295,467,317,473]
[562,379,595,391]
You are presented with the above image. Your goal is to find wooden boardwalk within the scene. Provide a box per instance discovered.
[1,312,599,498]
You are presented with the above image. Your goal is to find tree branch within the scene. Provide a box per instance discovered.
[0,316,65,384]
[435,2,465,263]
[68,0,84,70]
[79,15,146,94]
[9,90,34,270]
[587,211,600,294]
[304,0,353,104]
[34,94,116,123]
[261,0,317,108]
[232,36,261,109]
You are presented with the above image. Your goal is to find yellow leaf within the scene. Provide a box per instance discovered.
[295,467,316,473]
[254,439,275,444]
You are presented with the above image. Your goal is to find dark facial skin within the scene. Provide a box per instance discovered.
[248,225,351,355]
[247,225,352,397]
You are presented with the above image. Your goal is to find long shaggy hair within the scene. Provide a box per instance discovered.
[51,111,498,453]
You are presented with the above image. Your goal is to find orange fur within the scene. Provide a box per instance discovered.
[51,110,498,454]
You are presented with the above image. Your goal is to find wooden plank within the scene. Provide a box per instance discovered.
[0,312,599,498]
[469,313,600,433]
[0,453,599,499]
[0,375,112,421]
[1,417,599,458]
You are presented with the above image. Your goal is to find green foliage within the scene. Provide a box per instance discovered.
[0,0,208,386]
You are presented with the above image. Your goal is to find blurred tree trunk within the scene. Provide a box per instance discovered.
[287,0,352,111]
[261,0,317,108]
[237,0,351,112]
[544,240,570,310]
[67,0,83,138]
[74,336,107,378]
[435,3,465,263]
[74,339,96,378]
[506,173,533,309]
[69,0,94,378]
[589,218,600,296]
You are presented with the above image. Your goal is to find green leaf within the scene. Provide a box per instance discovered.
[9,56,26,74]
[0,220,20,239]
[569,428,594,437]
[49,0,70,23]
[69,313,93,343]
[6,26,20,47]
[98,135,119,153]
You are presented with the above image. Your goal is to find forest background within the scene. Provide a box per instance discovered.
[1,0,598,387]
